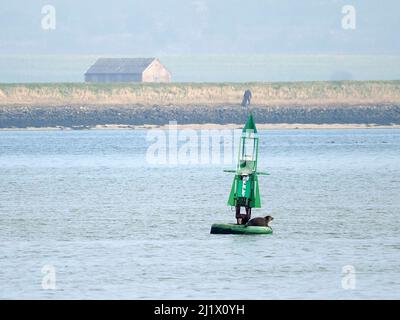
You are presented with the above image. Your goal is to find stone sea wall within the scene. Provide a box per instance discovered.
[1,104,399,128]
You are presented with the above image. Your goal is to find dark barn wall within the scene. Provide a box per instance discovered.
[85,73,142,83]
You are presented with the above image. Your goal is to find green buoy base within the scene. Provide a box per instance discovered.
[210,223,272,235]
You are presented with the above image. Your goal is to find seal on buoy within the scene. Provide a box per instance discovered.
[245,215,274,227]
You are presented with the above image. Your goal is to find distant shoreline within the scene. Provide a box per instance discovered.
[1,103,400,129]
[1,81,400,128]
[1,123,400,131]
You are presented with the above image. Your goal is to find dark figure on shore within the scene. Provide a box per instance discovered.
[241,89,252,108]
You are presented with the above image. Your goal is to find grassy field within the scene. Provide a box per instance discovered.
[0,81,400,107]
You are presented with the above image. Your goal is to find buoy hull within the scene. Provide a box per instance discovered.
[210,223,272,235]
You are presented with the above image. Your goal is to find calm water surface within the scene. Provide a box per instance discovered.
[0,129,399,299]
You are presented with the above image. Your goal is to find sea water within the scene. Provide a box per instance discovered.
[0,129,399,299]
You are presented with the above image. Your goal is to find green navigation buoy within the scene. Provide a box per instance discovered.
[210,113,271,235]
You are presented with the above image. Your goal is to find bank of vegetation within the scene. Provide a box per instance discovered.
[1,81,399,107]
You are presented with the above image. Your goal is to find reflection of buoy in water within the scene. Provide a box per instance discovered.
[210,112,273,235]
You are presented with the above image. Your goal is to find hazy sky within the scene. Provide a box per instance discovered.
[1,0,399,55]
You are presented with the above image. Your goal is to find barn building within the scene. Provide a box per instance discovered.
[84,58,171,83]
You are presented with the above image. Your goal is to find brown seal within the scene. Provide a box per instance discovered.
[245,215,274,227]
